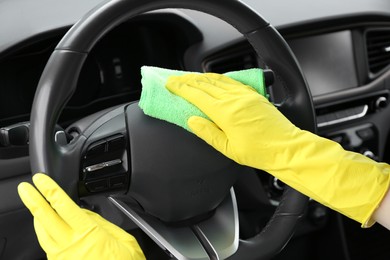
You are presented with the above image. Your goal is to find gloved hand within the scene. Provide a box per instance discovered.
[18,173,145,260]
[166,73,390,227]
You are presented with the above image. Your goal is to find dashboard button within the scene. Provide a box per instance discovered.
[316,115,326,124]
[351,106,366,115]
[110,175,127,189]
[362,150,375,159]
[375,96,387,110]
[85,141,107,158]
[335,109,349,119]
[85,179,109,192]
[107,135,125,152]
[324,113,337,122]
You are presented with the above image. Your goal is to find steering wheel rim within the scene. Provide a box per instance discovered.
[29,0,315,259]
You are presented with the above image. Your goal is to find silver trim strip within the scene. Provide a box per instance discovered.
[108,188,239,260]
[194,189,239,259]
[317,105,368,128]
[108,197,209,260]
[84,159,122,172]
[192,226,220,260]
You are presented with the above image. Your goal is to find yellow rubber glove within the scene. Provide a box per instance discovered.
[166,73,390,227]
[17,173,145,260]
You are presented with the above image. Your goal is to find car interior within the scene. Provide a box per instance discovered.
[1,0,390,259]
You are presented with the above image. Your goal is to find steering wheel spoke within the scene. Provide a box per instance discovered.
[71,105,131,197]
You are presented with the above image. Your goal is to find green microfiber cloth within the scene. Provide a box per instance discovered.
[138,66,267,131]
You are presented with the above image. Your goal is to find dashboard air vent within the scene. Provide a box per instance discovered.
[366,29,390,74]
[203,43,258,73]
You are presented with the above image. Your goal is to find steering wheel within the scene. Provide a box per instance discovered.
[29,0,316,259]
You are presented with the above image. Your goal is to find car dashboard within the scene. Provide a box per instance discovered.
[0,12,201,128]
[1,0,390,259]
[200,15,390,162]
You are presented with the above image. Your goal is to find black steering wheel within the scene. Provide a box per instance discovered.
[29,0,316,259]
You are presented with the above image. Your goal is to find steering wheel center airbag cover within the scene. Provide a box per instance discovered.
[126,103,243,222]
